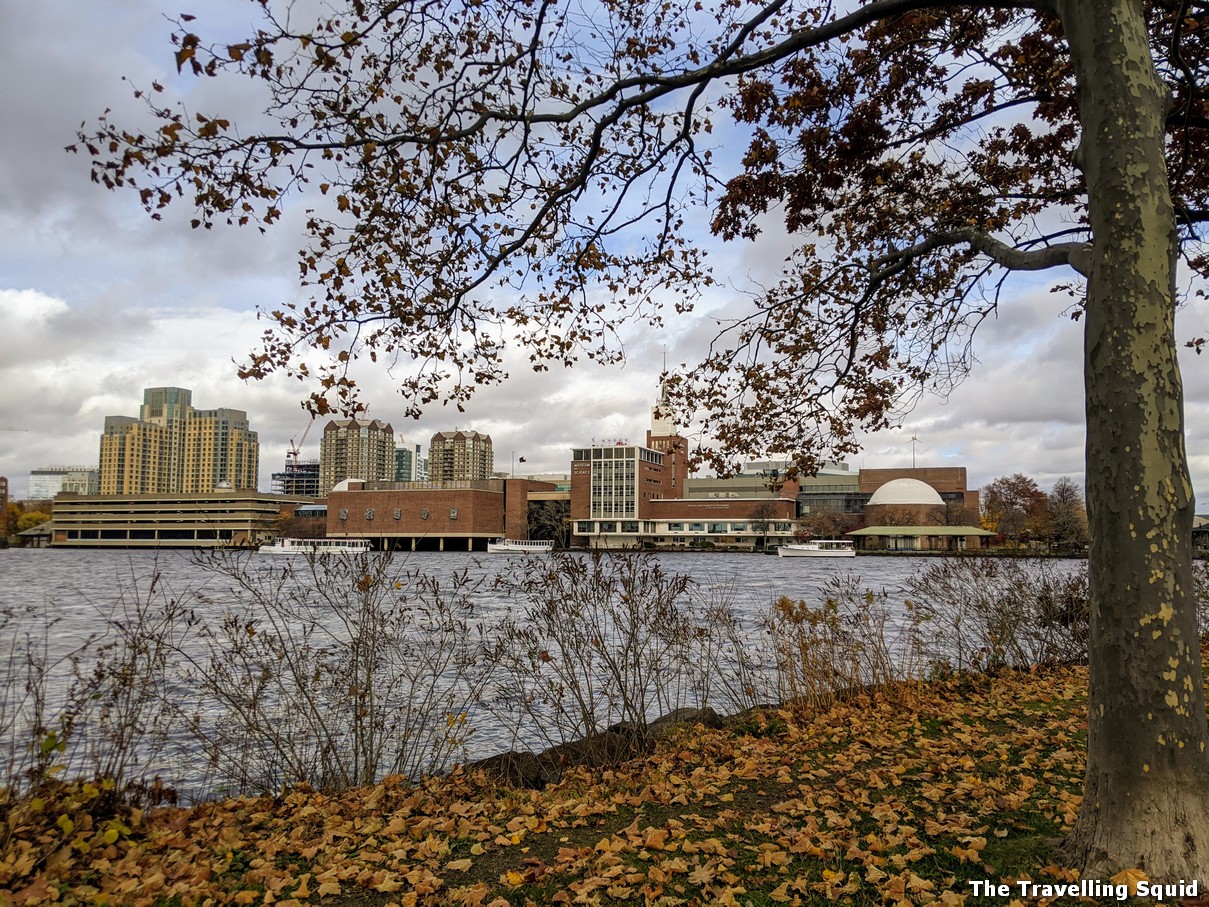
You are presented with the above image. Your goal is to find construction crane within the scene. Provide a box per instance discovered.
[287,419,317,468]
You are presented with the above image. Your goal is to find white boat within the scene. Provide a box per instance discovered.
[776,539,856,558]
[258,537,372,555]
[486,538,554,554]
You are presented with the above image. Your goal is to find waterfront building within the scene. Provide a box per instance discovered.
[429,430,493,483]
[569,441,677,547]
[98,387,259,494]
[50,491,310,548]
[318,419,395,494]
[324,477,555,551]
[29,466,100,498]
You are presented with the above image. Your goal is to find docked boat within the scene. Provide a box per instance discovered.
[486,538,555,554]
[258,537,372,555]
[776,539,856,558]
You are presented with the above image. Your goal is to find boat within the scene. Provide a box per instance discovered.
[258,537,372,555]
[486,538,555,554]
[776,539,856,558]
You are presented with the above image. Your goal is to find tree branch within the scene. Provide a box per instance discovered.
[874,228,1091,277]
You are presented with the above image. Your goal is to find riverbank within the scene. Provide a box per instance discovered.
[2,658,1108,907]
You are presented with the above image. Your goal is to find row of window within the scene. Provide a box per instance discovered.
[576,520,794,535]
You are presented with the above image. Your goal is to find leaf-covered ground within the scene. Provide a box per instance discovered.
[2,660,1172,907]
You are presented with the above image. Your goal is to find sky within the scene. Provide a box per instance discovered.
[1,1,1207,508]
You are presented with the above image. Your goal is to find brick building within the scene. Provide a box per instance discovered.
[324,478,555,551]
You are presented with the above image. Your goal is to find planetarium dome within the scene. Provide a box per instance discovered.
[866,477,945,507]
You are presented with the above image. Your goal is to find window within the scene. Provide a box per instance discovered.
[689,523,704,532]
[667,522,683,532]
[621,521,639,533]
[599,521,616,532]
[708,523,727,533]
[576,521,593,534]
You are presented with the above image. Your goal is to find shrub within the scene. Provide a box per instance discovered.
[765,575,923,715]
[179,551,501,794]
[904,557,1089,673]
[490,551,761,752]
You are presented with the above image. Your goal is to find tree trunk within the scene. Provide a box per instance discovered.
[1060,0,1209,881]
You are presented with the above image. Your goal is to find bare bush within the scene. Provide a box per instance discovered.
[905,558,1089,673]
[0,569,188,809]
[179,552,500,795]
[0,605,90,797]
[490,552,760,752]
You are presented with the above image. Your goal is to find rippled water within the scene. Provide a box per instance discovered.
[0,547,1065,799]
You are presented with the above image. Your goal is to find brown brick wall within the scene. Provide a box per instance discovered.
[570,462,592,520]
[859,467,969,494]
[325,479,555,539]
[327,487,505,537]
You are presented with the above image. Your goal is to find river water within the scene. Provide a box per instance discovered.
[0,548,1079,800]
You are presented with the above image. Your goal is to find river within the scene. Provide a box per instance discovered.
[0,547,1082,800]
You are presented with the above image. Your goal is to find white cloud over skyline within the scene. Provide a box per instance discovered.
[1,0,1206,510]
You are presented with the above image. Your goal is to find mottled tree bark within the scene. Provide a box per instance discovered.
[1060,0,1209,881]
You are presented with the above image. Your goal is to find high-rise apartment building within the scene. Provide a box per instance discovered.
[429,430,493,483]
[318,419,395,494]
[182,408,260,493]
[99,387,259,494]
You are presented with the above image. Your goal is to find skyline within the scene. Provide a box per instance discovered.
[1,0,1207,507]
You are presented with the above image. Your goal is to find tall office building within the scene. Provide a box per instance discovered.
[29,466,100,499]
[429,430,493,483]
[318,419,395,494]
[394,438,429,482]
[99,388,259,494]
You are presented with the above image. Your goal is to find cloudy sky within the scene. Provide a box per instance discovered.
[1,1,1207,508]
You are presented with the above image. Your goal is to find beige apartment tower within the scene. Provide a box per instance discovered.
[99,388,259,494]
[429,430,493,483]
[318,419,396,494]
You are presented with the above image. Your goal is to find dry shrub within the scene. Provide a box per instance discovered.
[765,576,923,717]
[490,551,762,753]
[182,551,500,795]
[905,557,1088,673]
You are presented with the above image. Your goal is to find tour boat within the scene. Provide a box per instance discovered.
[258,537,372,555]
[776,539,856,558]
[485,538,555,554]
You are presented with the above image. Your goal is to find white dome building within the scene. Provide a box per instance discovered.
[853,475,993,551]
[866,477,945,509]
